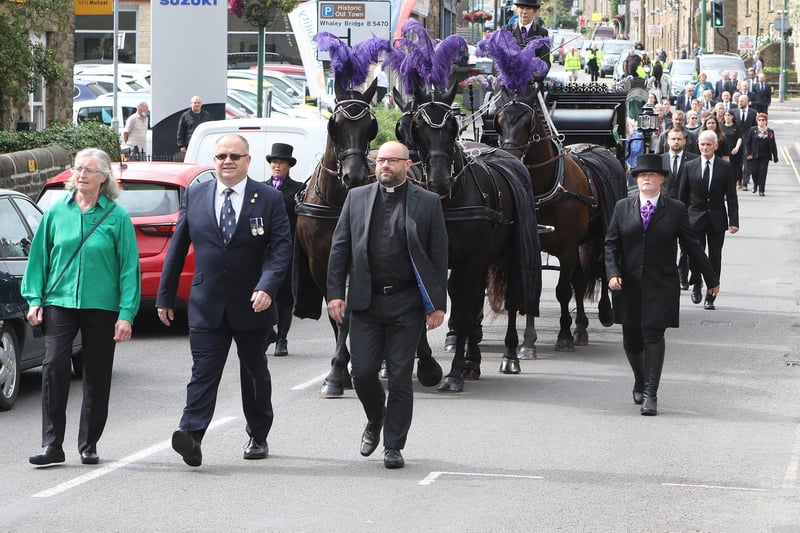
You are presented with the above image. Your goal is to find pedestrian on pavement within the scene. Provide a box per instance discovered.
[564,47,581,83]
[678,130,739,310]
[123,101,149,159]
[374,63,389,106]
[176,95,212,153]
[743,113,779,196]
[587,45,601,83]
[156,134,292,467]
[327,141,448,469]
[721,110,743,189]
[606,154,719,416]
[23,147,141,466]
[265,143,303,356]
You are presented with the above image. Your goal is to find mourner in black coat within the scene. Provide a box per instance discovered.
[606,154,719,416]
[265,143,304,356]
[742,113,779,196]
[505,0,550,73]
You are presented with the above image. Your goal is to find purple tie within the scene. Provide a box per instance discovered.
[273,177,284,190]
[641,200,654,230]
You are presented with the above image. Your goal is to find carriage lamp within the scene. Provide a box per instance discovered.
[637,104,658,133]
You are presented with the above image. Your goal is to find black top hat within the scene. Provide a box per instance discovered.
[514,0,541,8]
[631,154,669,177]
[266,143,297,166]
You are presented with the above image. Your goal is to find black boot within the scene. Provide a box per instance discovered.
[641,341,665,416]
[624,349,645,405]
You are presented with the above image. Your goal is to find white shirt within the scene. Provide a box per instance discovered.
[123,113,148,150]
[669,151,684,175]
[215,178,247,226]
[701,156,715,189]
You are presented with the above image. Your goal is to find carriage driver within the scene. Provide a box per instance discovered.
[506,0,551,73]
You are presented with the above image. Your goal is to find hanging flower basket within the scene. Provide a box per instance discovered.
[229,0,298,27]
[463,9,493,25]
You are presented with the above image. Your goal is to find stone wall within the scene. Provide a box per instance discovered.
[0,146,71,199]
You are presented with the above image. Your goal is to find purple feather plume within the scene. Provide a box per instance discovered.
[385,20,466,95]
[314,32,393,90]
[476,29,551,93]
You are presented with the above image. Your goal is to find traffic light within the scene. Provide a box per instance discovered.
[711,1,725,28]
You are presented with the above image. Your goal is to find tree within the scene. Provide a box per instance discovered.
[0,0,69,131]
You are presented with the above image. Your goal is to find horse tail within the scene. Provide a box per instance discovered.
[578,233,605,302]
[486,261,507,314]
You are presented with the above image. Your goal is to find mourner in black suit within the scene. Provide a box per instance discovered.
[505,0,550,72]
[743,113,779,196]
[678,130,739,310]
[265,143,304,357]
[157,134,292,466]
[606,154,720,416]
[735,95,758,132]
[675,84,695,113]
[327,141,448,469]
[752,74,772,114]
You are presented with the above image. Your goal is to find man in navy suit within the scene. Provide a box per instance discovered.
[327,141,448,469]
[157,134,292,466]
[678,130,739,310]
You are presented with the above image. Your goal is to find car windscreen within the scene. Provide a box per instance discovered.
[671,62,695,75]
[38,184,181,218]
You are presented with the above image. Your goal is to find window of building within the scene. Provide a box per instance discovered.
[75,11,138,63]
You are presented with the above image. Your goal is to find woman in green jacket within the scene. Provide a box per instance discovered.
[23,147,141,467]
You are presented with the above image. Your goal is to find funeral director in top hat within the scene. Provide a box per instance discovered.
[265,143,303,357]
[506,1,550,70]
[605,154,719,416]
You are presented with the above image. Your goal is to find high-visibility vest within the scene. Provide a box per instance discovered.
[565,53,581,71]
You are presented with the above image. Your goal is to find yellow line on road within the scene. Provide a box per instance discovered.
[786,144,800,185]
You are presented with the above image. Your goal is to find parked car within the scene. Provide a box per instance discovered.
[599,39,635,78]
[37,163,216,310]
[0,189,82,411]
[663,59,697,102]
[73,80,109,101]
[184,117,328,182]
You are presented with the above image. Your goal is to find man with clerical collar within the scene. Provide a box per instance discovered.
[505,0,550,72]
[327,141,448,469]
[266,143,303,357]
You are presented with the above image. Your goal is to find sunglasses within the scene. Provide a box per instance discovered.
[214,153,248,161]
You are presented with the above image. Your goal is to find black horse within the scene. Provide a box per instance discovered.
[402,83,541,392]
[294,79,442,397]
[493,82,626,355]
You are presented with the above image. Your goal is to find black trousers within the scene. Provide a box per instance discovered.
[689,223,724,287]
[183,319,273,442]
[275,274,293,339]
[40,306,117,453]
[748,158,771,194]
[350,289,424,450]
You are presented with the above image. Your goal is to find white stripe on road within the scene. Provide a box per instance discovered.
[662,483,768,492]
[418,471,544,486]
[30,416,238,499]
[782,423,800,487]
[784,145,800,185]
[291,372,329,391]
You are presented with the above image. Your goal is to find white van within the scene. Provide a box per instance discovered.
[184,118,329,181]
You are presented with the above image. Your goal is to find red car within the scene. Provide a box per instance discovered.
[37,162,216,309]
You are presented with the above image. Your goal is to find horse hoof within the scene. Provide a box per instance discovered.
[437,377,464,393]
[499,357,521,374]
[320,380,344,398]
[416,358,443,387]
[518,346,537,360]
[573,331,589,346]
[461,368,481,380]
[554,338,575,352]
[444,334,456,352]
[598,306,614,327]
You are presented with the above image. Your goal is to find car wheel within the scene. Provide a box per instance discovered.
[0,324,21,411]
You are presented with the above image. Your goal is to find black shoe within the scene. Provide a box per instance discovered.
[383,448,404,469]
[759,192,765,196]
[360,419,383,457]
[752,188,757,194]
[632,390,644,405]
[29,446,65,466]
[691,285,703,304]
[704,294,716,310]
[641,396,658,416]
[80,451,99,465]
[172,429,202,467]
[274,338,288,357]
[680,280,689,291]
[243,438,268,460]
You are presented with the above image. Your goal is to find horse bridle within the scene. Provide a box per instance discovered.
[326,99,376,180]
[412,101,459,182]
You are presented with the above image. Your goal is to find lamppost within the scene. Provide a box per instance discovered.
[667,0,681,59]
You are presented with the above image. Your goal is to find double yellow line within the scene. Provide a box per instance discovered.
[783,144,800,185]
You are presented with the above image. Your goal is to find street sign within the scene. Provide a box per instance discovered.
[317,1,392,60]
[647,25,662,38]
[738,35,757,50]
[773,15,792,33]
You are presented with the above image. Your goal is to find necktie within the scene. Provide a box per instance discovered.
[672,155,679,177]
[741,110,745,122]
[520,25,527,41]
[703,160,710,192]
[641,200,654,231]
[220,188,236,245]
[273,177,284,190]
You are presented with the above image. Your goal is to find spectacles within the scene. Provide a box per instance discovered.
[214,153,249,161]
[375,157,407,165]
[72,167,102,175]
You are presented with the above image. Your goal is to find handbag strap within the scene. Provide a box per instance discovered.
[41,203,117,304]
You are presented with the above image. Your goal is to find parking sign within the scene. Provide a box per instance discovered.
[317,1,392,60]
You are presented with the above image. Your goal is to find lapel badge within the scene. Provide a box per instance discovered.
[251,192,258,204]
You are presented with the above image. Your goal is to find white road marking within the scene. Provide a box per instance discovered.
[291,372,329,391]
[30,416,238,499]
[662,483,768,492]
[784,145,800,185]
[782,423,800,487]
[418,471,544,486]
